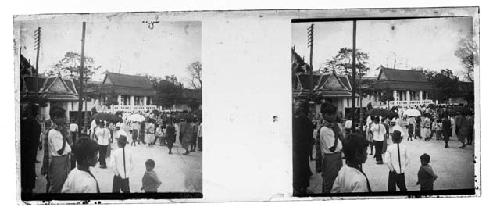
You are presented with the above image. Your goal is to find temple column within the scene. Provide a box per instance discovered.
[44,102,51,120]
[66,102,71,122]
[130,95,135,106]
[144,96,148,105]
[117,95,121,105]
[406,90,410,104]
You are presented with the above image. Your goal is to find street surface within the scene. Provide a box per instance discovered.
[33,142,202,193]
[307,136,475,193]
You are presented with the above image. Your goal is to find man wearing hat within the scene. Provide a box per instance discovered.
[319,102,344,193]
[110,131,133,193]
[384,130,409,192]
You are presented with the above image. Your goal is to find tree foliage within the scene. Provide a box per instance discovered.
[424,69,460,103]
[323,48,370,77]
[187,61,202,89]
[47,51,101,79]
[455,38,478,81]
[155,75,185,108]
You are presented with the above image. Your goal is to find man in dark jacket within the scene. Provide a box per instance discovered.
[293,100,314,196]
[20,103,41,197]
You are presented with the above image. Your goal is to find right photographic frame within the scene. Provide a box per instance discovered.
[292,8,479,197]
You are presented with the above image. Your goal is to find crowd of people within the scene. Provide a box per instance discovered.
[293,101,474,195]
[20,104,202,195]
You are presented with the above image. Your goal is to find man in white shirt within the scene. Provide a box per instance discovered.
[384,130,409,192]
[370,116,386,164]
[110,132,133,193]
[94,121,111,168]
[43,106,72,193]
[319,102,343,193]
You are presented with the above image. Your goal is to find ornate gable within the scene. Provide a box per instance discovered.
[318,73,347,91]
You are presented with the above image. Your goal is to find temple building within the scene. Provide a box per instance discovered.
[292,48,359,118]
[85,72,157,113]
[362,67,436,108]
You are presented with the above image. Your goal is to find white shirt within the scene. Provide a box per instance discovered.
[345,120,352,129]
[95,127,110,146]
[370,123,386,142]
[90,120,96,134]
[319,126,343,154]
[110,147,133,179]
[48,129,72,156]
[61,168,98,193]
[198,123,202,137]
[69,123,78,132]
[332,165,370,193]
[384,143,409,174]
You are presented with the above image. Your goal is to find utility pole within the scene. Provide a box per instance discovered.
[307,24,314,100]
[351,20,357,129]
[34,27,41,95]
[77,22,86,133]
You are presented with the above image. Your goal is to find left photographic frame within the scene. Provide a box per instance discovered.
[15,12,203,203]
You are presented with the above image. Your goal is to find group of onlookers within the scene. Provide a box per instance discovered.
[293,101,470,195]
[20,104,202,195]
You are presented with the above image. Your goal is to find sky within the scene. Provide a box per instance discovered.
[17,17,201,87]
[292,17,474,78]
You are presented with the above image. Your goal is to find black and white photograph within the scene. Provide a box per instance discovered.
[292,15,478,196]
[16,13,202,201]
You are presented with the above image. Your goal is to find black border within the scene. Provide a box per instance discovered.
[294,189,475,198]
[292,16,472,23]
[21,192,203,202]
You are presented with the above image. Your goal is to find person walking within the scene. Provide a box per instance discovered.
[442,115,452,148]
[197,121,202,152]
[165,119,176,154]
[94,121,111,169]
[385,130,409,192]
[371,117,386,165]
[460,114,473,148]
[191,119,199,152]
[180,118,193,155]
[319,102,343,194]
[422,116,431,141]
[415,116,422,139]
[455,113,465,143]
[292,100,314,196]
[408,116,416,141]
[131,121,140,146]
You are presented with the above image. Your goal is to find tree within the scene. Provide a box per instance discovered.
[47,51,101,79]
[187,61,202,89]
[324,48,370,125]
[323,48,370,77]
[156,75,185,108]
[455,38,478,81]
[425,69,460,103]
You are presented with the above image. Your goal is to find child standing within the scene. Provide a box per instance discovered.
[141,159,162,192]
[417,153,438,191]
